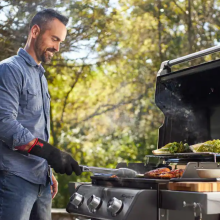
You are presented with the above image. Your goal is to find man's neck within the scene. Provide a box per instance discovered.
[24,45,41,65]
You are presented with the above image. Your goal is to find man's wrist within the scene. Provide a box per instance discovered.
[27,138,38,152]
[15,138,37,151]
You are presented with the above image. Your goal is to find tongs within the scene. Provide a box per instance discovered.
[80,165,143,178]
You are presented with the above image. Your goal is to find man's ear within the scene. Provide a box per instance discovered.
[31,24,40,39]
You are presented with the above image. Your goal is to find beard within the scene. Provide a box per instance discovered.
[34,35,56,64]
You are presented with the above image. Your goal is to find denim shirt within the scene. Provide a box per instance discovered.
[0,48,50,185]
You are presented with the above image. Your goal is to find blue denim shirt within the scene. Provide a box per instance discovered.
[0,48,50,185]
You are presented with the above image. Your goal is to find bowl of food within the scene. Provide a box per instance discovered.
[197,169,220,178]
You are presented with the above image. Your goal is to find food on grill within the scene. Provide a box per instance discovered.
[191,139,220,153]
[153,141,191,155]
[110,175,118,178]
[159,169,184,179]
[144,168,184,179]
[159,170,176,179]
[144,167,171,178]
[174,169,184,178]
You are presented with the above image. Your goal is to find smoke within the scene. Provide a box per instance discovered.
[157,87,209,145]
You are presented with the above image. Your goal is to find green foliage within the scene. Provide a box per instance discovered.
[1,0,220,208]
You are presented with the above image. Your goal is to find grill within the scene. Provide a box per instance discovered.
[66,46,220,220]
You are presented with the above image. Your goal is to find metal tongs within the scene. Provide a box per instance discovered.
[80,165,143,178]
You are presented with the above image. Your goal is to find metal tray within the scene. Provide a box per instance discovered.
[149,152,220,157]
[146,152,220,163]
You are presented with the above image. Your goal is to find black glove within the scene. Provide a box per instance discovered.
[28,138,82,176]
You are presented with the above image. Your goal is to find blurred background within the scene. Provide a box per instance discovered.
[0,0,220,208]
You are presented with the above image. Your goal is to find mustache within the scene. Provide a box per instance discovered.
[45,48,56,53]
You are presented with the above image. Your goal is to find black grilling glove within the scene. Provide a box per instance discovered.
[28,138,82,176]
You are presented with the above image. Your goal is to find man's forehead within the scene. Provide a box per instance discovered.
[45,18,67,41]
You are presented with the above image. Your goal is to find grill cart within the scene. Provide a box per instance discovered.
[66,45,220,220]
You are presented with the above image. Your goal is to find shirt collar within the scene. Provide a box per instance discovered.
[17,48,45,73]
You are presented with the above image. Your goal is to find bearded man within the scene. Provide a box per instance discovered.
[0,9,81,220]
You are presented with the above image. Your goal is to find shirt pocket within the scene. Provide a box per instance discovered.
[27,88,43,111]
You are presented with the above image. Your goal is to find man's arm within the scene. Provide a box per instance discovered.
[0,63,82,176]
[0,63,35,148]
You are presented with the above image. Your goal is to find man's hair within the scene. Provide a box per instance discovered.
[29,9,69,32]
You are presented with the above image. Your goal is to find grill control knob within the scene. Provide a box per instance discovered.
[70,192,84,208]
[87,195,102,213]
[107,197,123,216]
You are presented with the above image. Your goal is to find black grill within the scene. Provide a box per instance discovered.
[66,46,220,220]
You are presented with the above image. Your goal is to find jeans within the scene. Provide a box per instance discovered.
[0,170,52,220]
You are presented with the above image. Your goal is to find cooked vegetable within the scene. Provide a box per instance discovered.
[195,139,220,153]
[158,141,190,153]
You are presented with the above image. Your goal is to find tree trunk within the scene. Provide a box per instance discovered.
[187,0,193,53]
[158,0,163,62]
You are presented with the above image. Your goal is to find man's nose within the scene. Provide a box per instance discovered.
[54,42,60,52]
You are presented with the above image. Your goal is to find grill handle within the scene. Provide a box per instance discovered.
[183,201,202,220]
[169,45,220,67]
[158,45,220,76]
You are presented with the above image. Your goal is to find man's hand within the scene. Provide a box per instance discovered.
[51,174,58,199]
[28,138,82,176]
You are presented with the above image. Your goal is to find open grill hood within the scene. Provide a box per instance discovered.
[156,46,220,148]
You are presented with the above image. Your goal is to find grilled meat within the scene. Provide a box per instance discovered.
[145,168,184,179]
[173,169,184,178]
[159,169,184,179]
[159,170,176,179]
[144,167,170,178]
[110,175,118,178]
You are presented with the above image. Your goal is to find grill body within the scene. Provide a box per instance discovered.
[67,46,220,220]
[67,184,157,220]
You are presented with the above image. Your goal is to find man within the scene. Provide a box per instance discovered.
[0,9,81,220]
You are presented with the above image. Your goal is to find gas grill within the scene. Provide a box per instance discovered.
[66,46,220,220]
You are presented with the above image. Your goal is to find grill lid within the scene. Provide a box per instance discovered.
[156,46,220,148]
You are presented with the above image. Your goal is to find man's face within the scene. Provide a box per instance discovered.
[34,18,67,64]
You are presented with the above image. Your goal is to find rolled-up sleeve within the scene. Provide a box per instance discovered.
[0,63,34,149]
